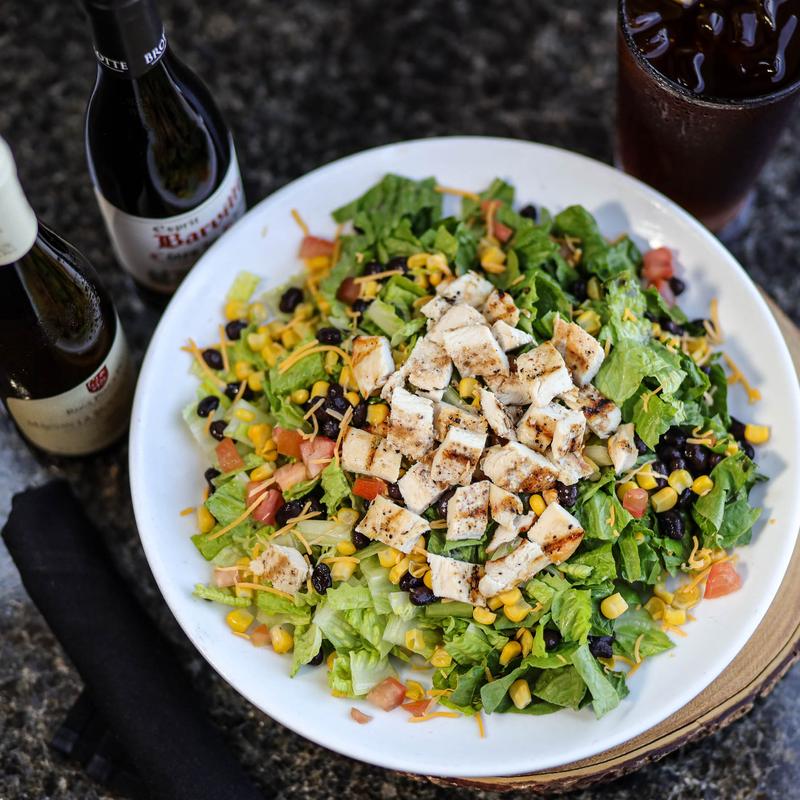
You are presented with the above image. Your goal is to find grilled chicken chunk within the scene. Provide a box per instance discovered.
[427,304,486,345]
[491,320,533,352]
[436,270,494,308]
[552,316,605,387]
[404,335,453,392]
[560,384,622,439]
[486,484,534,554]
[427,553,485,606]
[516,403,585,458]
[249,544,309,595]
[478,540,548,598]
[515,342,574,407]
[550,451,595,486]
[430,427,487,486]
[355,495,430,554]
[478,388,517,440]
[341,428,402,483]
[433,401,487,441]
[443,325,510,379]
[526,502,585,565]
[386,387,435,460]
[351,336,395,396]
[397,457,449,515]
[481,441,560,493]
[482,288,520,326]
[608,422,638,474]
[447,480,491,541]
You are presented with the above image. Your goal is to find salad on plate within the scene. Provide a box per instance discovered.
[182,174,769,726]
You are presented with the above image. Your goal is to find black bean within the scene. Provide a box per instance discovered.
[708,452,724,471]
[657,444,682,463]
[197,395,220,418]
[224,381,254,401]
[634,434,649,455]
[352,530,371,549]
[351,402,368,428]
[202,348,224,370]
[701,364,712,375]
[327,383,344,399]
[387,256,408,272]
[363,261,385,275]
[209,420,228,441]
[543,629,562,651]
[399,572,423,591]
[683,443,709,475]
[571,279,588,301]
[279,287,303,313]
[730,417,746,442]
[387,482,403,502]
[306,496,325,516]
[742,441,755,460]
[308,648,325,666]
[554,481,578,508]
[435,487,456,518]
[668,456,688,473]
[225,319,248,340]
[519,204,538,220]
[320,418,340,439]
[276,500,305,527]
[311,563,333,594]
[204,467,220,492]
[409,585,437,606]
[353,299,371,315]
[326,395,350,414]
[659,318,685,336]
[650,460,668,488]
[588,635,614,659]
[658,510,684,540]
[664,426,689,447]
[677,488,694,510]
[669,276,687,295]
[317,327,342,345]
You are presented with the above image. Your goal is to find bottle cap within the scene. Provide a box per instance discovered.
[0,137,38,266]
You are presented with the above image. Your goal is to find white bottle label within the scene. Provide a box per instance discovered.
[0,138,38,265]
[6,318,135,456]
[94,150,245,292]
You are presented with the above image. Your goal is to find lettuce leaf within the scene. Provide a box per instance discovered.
[205,479,246,525]
[313,602,362,652]
[324,581,373,611]
[631,390,685,449]
[570,643,624,718]
[282,478,320,502]
[256,591,313,626]
[533,666,586,709]
[364,299,405,337]
[567,542,617,586]
[290,624,323,676]
[445,623,495,665]
[226,271,261,302]
[613,609,674,660]
[320,462,351,514]
[349,650,395,696]
[551,588,592,643]
[480,665,528,714]
[192,584,251,607]
[269,352,327,395]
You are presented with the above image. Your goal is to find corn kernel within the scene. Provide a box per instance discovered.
[429,272,443,287]
[430,647,452,668]
[226,609,253,633]
[672,584,701,609]
[498,588,522,607]
[234,360,253,380]
[651,486,678,513]
[247,371,264,392]
[224,300,247,321]
[654,582,674,604]
[236,556,251,568]
[248,302,267,323]
[504,602,532,623]
[291,388,310,405]
[518,628,534,657]
[601,593,629,619]
[260,343,280,368]
[378,548,402,569]
[345,391,360,406]
[458,377,479,399]
[389,557,410,585]
[651,321,662,337]
[725,441,740,457]
[317,298,331,315]
[404,629,425,652]
[280,329,300,349]
[473,607,497,625]
[361,280,381,300]
[509,678,532,710]
[407,252,429,270]
[262,437,277,452]
[586,276,601,301]
[332,540,355,557]
[262,451,278,463]
[339,366,355,390]
[480,246,506,271]
[336,508,360,526]
[663,606,687,626]
[324,350,339,372]
[249,462,275,482]
[294,302,313,321]
[271,625,294,653]
[197,505,216,534]
[234,584,253,599]
[576,309,601,336]
[327,652,336,670]
[668,469,693,494]
[235,408,255,422]
[644,596,666,620]
[267,320,284,338]
[488,595,504,611]
[311,380,330,398]
[423,570,434,590]
[542,488,558,506]
[744,424,770,445]
[426,252,448,272]
[414,273,430,290]
[331,560,357,582]
[691,475,714,497]
[366,403,389,426]
[247,332,267,351]
[499,641,522,666]
[616,481,638,502]
[636,463,659,491]
[529,494,547,517]
[408,561,428,579]
[405,680,425,701]
[247,424,270,450]
[306,255,330,271]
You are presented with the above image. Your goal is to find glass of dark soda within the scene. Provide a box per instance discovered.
[617,0,800,236]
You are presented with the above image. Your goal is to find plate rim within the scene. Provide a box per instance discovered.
[129,134,800,777]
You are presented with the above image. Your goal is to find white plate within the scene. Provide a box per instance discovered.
[130,137,800,778]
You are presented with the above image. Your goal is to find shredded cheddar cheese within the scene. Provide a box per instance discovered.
[435,184,480,201]
[218,325,230,373]
[291,208,309,236]
[179,506,195,517]
[723,354,762,403]
[234,582,294,600]
[407,711,461,724]
[353,269,404,283]
[279,344,352,375]
[182,338,227,389]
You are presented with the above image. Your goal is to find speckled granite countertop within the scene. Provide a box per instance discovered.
[1,1,799,798]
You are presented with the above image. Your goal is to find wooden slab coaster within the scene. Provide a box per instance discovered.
[427,295,800,794]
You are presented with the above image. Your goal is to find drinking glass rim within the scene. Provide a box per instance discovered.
[618,0,800,108]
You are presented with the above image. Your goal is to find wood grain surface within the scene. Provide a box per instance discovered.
[431,295,800,793]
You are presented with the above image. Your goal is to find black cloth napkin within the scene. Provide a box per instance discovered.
[2,480,265,800]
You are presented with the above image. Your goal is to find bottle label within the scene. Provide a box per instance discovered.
[0,142,38,265]
[94,28,167,76]
[6,318,135,456]
[94,150,245,292]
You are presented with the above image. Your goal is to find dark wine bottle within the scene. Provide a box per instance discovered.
[81,0,246,296]
[0,136,134,456]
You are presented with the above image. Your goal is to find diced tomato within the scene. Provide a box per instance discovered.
[401,700,431,717]
[336,276,360,305]
[247,485,284,525]
[642,247,674,283]
[704,561,742,598]
[366,677,407,711]
[273,426,304,460]
[350,708,373,724]
[493,220,513,243]
[480,199,503,214]
[300,436,336,477]
[215,438,245,472]
[299,235,335,259]
[622,487,649,519]
[250,624,271,648]
[274,462,309,492]
[353,476,388,501]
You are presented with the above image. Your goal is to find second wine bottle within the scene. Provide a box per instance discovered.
[81,0,246,296]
